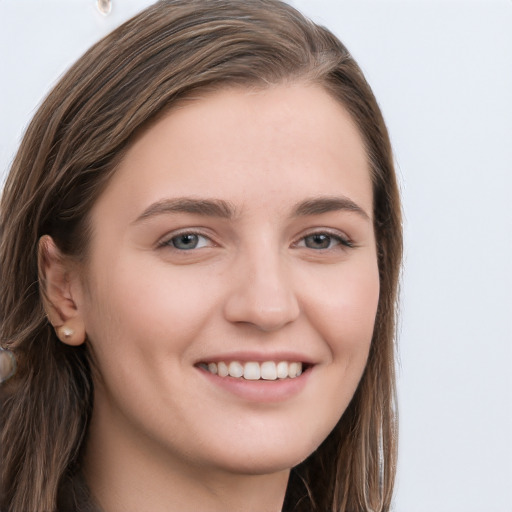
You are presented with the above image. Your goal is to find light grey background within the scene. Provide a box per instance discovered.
[1,1,511,510]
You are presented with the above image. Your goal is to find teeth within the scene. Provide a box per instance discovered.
[276,361,289,379]
[228,361,244,378]
[260,361,277,380]
[217,361,229,377]
[202,360,304,380]
[288,362,299,378]
[243,362,260,380]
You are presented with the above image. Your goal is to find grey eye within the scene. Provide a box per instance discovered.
[170,234,202,250]
[303,233,338,249]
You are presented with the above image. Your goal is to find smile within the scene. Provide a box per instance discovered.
[197,361,304,380]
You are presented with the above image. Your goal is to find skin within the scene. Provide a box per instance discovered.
[42,84,379,512]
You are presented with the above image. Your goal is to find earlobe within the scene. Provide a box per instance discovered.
[38,235,86,346]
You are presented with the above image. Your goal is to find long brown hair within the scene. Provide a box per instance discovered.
[0,1,402,510]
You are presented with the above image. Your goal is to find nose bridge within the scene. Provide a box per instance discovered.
[223,239,300,331]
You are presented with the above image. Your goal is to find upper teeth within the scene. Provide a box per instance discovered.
[200,361,303,380]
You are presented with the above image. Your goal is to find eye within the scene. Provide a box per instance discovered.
[161,232,211,250]
[296,232,353,250]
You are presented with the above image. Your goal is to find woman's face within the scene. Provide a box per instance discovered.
[75,84,379,475]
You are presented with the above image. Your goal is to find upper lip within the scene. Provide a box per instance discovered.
[195,351,317,365]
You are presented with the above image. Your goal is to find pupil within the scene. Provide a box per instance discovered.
[173,234,198,250]
[306,234,330,249]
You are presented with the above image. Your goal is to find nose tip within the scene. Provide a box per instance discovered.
[223,264,300,332]
[232,298,300,332]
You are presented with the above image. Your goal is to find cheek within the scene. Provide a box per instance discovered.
[312,261,379,410]
[81,254,219,365]
[301,258,380,359]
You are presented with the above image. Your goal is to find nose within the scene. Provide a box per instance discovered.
[223,249,300,332]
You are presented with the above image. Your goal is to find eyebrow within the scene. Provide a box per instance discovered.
[133,198,237,223]
[133,195,370,224]
[292,196,370,221]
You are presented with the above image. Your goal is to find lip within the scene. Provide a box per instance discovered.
[194,350,316,365]
[197,364,313,403]
[194,351,315,403]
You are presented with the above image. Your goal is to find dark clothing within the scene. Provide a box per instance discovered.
[57,473,101,512]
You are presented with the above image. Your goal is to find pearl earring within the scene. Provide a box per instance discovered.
[58,326,75,339]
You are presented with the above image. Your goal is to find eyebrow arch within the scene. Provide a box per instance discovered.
[292,196,370,221]
[133,197,237,223]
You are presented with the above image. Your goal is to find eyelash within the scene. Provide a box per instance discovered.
[293,230,354,251]
[158,229,354,252]
[157,230,213,251]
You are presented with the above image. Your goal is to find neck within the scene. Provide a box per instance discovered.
[82,400,289,512]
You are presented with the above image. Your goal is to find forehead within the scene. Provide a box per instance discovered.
[92,84,372,222]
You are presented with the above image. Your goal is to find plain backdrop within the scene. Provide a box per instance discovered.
[1,1,511,510]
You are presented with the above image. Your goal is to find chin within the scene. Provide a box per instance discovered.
[203,432,325,476]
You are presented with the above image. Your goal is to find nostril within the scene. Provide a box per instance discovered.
[224,292,300,332]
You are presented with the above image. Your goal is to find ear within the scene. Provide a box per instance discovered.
[38,235,86,346]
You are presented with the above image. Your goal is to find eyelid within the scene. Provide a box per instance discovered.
[156,228,217,250]
[292,228,354,249]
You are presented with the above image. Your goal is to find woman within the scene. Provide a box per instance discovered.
[0,1,402,511]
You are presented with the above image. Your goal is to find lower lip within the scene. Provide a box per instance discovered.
[197,366,312,403]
